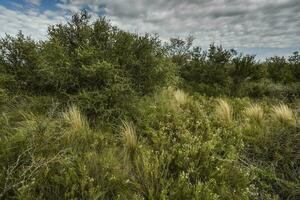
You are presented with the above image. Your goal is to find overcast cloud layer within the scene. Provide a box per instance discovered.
[0,0,299,59]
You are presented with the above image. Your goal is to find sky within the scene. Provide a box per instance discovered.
[0,0,299,60]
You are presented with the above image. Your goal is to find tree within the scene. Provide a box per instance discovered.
[229,54,257,94]
[288,51,300,81]
[0,31,40,91]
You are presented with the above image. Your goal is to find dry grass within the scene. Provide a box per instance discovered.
[244,104,264,125]
[215,99,232,123]
[121,121,137,158]
[173,89,189,105]
[272,103,295,125]
[63,105,89,130]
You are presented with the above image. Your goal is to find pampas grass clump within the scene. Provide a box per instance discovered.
[215,99,232,123]
[244,104,264,125]
[63,105,89,130]
[272,104,295,125]
[173,89,188,105]
[121,121,137,159]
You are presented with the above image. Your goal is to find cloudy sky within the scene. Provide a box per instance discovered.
[0,0,299,59]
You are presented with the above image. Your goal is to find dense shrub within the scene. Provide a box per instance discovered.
[0,107,130,199]
[0,11,177,122]
[1,87,299,199]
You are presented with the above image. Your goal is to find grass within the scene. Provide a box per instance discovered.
[1,94,299,199]
[173,89,189,105]
[62,105,89,130]
[272,103,296,126]
[215,99,232,123]
[120,121,137,160]
[244,104,264,125]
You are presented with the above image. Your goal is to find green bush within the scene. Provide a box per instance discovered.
[238,79,300,100]
[0,109,129,199]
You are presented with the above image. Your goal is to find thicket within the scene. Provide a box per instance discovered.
[0,10,299,199]
[167,37,300,99]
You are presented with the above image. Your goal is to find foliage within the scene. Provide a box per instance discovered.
[0,10,299,200]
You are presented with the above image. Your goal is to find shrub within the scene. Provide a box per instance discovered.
[238,79,300,100]
[0,108,128,199]
[0,88,8,105]
[130,92,264,199]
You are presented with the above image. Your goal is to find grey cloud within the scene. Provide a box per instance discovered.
[261,0,300,12]
[210,9,249,18]
[1,0,300,50]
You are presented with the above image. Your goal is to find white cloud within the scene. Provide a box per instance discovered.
[0,5,66,40]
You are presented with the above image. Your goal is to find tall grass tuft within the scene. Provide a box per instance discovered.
[121,121,137,160]
[244,104,264,125]
[272,103,296,126]
[63,105,89,130]
[173,89,188,105]
[215,99,232,123]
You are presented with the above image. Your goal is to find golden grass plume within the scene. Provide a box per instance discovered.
[272,103,295,125]
[215,99,232,123]
[121,121,137,158]
[63,105,89,130]
[244,104,264,125]
[173,89,189,105]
